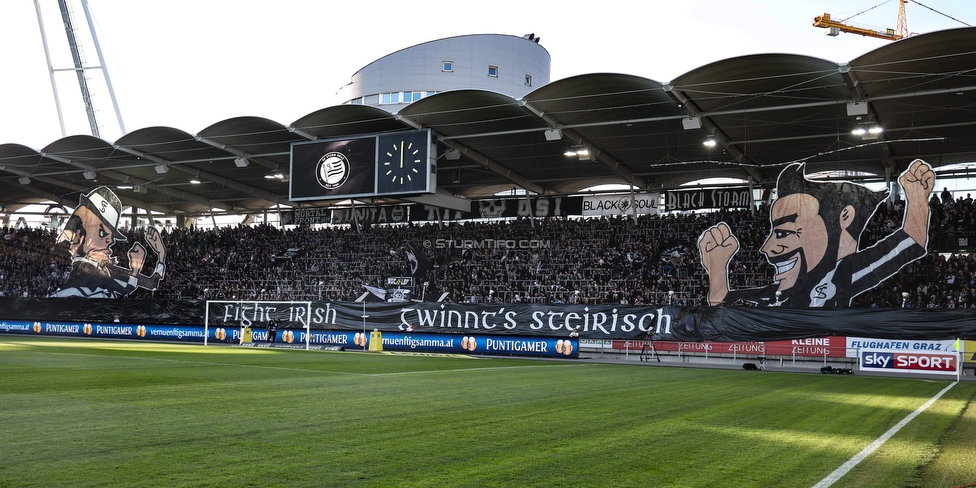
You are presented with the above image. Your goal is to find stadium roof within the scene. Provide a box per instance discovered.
[1,27,975,217]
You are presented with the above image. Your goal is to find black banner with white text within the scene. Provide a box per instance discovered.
[2,298,974,342]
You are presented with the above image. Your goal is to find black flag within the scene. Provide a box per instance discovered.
[405,243,431,278]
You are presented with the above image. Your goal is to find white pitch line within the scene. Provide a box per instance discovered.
[812,381,958,488]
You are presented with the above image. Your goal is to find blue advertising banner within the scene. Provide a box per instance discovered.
[3,319,577,359]
[1,320,205,342]
[232,329,577,358]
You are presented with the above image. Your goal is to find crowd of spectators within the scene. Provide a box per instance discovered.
[3,191,976,309]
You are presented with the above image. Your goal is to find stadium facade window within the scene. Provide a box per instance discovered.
[403,91,425,103]
[442,61,453,72]
[488,65,498,77]
[349,97,363,105]
[525,74,532,86]
[378,91,438,105]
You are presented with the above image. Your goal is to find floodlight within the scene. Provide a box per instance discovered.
[544,128,562,141]
[681,117,701,130]
[846,101,869,116]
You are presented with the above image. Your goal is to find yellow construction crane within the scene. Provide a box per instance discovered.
[813,0,908,40]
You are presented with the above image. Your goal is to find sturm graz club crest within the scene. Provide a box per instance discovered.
[315,151,350,190]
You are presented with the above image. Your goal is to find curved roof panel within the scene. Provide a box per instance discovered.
[847,27,976,170]
[291,105,406,139]
[1,28,975,217]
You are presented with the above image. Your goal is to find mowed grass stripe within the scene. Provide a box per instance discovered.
[1,336,974,487]
[5,346,582,378]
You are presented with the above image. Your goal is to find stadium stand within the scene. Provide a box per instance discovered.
[3,192,976,309]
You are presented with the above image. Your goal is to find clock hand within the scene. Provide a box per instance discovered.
[400,141,404,168]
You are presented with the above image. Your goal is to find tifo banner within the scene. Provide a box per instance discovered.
[0,297,203,325]
[278,197,586,225]
[581,193,660,217]
[203,301,976,342]
[3,298,976,342]
[49,186,167,299]
[331,205,411,225]
[280,207,334,226]
[280,206,413,226]
[206,301,677,339]
[665,187,753,211]
[699,160,933,307]
[693,306,976,342]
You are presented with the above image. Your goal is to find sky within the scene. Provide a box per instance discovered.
[0,0,972,150]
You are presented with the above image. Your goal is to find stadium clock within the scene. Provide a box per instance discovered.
[376,131,431,195]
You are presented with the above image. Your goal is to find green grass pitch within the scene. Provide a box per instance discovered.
[2,336,975,487]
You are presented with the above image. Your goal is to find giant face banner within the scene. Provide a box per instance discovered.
[698,159,934,308]
[49,186,167,299]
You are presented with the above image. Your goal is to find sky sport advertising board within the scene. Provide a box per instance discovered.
[850,338,963,375]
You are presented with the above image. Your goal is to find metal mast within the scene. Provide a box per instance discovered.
[33,0,126,139]
[56,0,100,137]
[33,0,67,137]
[81,0,125,135]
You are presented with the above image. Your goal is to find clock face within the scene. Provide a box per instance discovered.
[383,140,421,185]
[376,132,430,194]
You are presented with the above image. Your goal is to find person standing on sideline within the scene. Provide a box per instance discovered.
[267,316,280,344]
